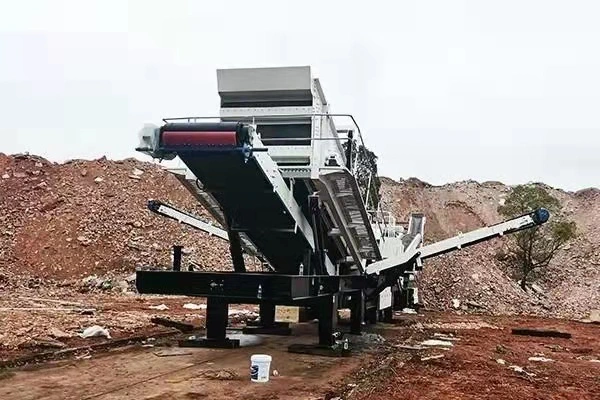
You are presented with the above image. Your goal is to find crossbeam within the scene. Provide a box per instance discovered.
[136,271,365,304]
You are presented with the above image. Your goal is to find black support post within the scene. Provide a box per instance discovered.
[172,245,183,271]
[308,195,327,275]
[205,297,228,340]
[345,130,354,170]
[365,304,378,324]
[318,295,337,346]
[298,306,316,322]
[179,297,240,348]
[288,294,348,356]
[259,302,275,326]
[349,291,364,335]
[382,307,393,323]
[243,302,291,335]
[228,231,246,272]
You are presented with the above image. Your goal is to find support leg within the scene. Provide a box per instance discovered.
[227,230,246,273]
[349,291,364,335]
[179,297,240,348]
[318,295,337,346]
[206,298,228,340]
[288,295,348,357]
[259,302,275,326]
[298,306,317,322]
[365,305,378,324]
[308,195,327,275]
[172,245,183,271]
[382,307,393,323]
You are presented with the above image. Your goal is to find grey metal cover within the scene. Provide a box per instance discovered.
[217,66,313,105]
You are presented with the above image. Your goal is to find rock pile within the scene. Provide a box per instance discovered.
[384,177,600,319]
[1,153,598,319]
[0,153,234,286]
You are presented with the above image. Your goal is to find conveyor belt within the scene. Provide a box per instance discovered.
[158,122,316,274]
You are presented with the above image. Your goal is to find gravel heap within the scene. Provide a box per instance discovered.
[1,153,598,319]
[0,153,238,288]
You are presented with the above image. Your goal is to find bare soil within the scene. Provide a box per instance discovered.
[342,313,600,400]
[1,310,598,400]
[0,325,360,400]
[0,288,257,362]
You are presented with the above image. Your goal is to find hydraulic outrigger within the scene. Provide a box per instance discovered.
[134,66,549,355]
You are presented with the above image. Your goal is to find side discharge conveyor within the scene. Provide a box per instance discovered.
[148,199,228,241]
[146,199,266,265]
[134,66,550,355]
[366,208,550,276]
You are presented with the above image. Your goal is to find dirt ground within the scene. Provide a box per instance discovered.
[0,324,360,400]
[1,306,598,400]
[0,288,261,362]
[344,313,600,400]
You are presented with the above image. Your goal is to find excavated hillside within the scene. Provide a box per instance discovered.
[1,153,598,319]
[381,177,600,319]
[0,153,236,286]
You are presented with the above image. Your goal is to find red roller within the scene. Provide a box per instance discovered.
[161,131,237,146]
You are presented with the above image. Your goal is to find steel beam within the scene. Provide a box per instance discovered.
[135,271,365,303]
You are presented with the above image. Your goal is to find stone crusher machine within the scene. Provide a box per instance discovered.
[135,66,549,355]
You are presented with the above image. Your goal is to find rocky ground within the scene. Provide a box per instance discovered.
[1,152,599,360]
[1,312,598,400]
[0,284,260,362]
[337,312,600,400]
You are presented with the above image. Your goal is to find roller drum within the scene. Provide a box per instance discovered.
[159,122,250,147]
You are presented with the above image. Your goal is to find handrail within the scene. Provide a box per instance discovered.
[162,112,369,155]
[162,113,365,140]
[259,137,349,142]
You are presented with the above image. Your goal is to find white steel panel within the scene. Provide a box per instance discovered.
[217,66,312,93]
[267,146,312,164]
[365,234,422,275]
[378,287,392,310]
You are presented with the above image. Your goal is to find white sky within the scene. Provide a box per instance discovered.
[1,0,598,191]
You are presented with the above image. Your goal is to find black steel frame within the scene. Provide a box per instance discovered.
[137,121,401,352]
[136,269,367,348]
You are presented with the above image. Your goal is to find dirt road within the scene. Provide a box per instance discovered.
[1,313,598,400]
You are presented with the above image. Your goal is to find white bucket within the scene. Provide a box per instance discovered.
[250,354,272,382]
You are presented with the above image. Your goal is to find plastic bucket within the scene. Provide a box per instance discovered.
[250,354,272,382]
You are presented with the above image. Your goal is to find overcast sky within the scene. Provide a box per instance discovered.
[1,0,598,191]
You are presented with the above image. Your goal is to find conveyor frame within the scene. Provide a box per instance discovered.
[134,65,550,354]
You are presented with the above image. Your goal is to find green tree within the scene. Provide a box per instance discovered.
[498,184,577,290]
[343,140,381,209]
